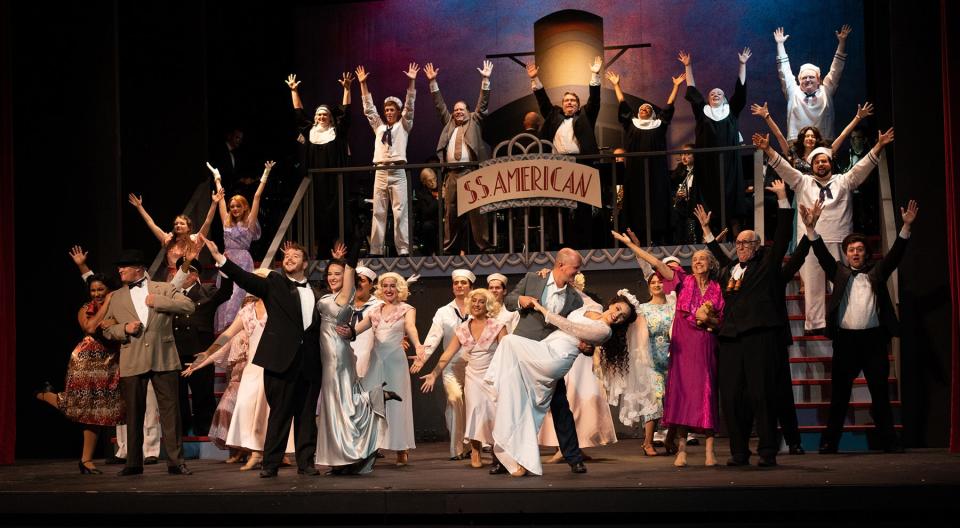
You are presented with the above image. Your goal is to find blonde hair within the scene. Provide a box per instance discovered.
[226,195,251,227]
[375,272,410,302]
[467,288,501,318]
[573,272,586,292]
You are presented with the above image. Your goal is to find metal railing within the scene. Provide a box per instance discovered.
[263,144,767,264]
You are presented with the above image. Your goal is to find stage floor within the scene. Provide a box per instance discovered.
[2,439,959,524]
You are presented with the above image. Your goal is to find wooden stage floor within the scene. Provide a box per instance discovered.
[2,438,959,525]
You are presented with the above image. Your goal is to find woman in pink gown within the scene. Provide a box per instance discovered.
[612,231,724,467]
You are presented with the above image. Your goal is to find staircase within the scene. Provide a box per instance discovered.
[783,246,902,452]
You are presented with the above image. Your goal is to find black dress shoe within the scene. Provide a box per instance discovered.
[489,463,508,475]
[788,444,806,455]
[104,455,126,465]
[143,456,159,465]
[168,464,193,475]
[298,466,321,476]
[259,467,279,478]
[117,466,143,476]
[384,389,403,403]
[758,456,778,467]
[570,461,587,474]
[726,456,750,466]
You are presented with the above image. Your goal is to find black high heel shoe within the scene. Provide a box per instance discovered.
[79,461,102,475]
[34,381,54,400]
[383,382,403,402]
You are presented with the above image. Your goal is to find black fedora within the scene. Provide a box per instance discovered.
[174,256,199,274]
[115,249,148,267]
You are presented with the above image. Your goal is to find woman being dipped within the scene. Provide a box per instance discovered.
[612,230,724,467]
[420,288,507,468]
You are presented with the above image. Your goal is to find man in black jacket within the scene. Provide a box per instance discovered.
[696,179,795,467]
[171,255,233,437]
[801,199,917,454]
[527,57,603,249]
[202,235,322,477]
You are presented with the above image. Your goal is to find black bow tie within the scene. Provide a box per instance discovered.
[804,91,817,100]
[289,279,310,288]
[816,181,833,201]
[129,278,146,289]
[381,125,394,147]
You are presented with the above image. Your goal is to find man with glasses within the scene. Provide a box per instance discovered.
[695,179,795,467]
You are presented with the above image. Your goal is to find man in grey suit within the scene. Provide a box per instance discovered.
[492,247,587,474]
[426,60,495,254]
[102,249,195,476]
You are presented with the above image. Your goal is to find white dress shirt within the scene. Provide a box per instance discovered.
[129,277,150,329]
[838,272,879,330]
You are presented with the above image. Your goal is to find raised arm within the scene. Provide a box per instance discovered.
[401,62,419,132]
[823,25,851,95]
[69,245,92,276]
[738,47,751,85]
[339,71,353,107]
[753,132,804,188]
[695,204,733,268]
[206,163,231,225]
[476,60,492,115]
[426,62,449,126]
[356,65,382,132]
[201,234,270,299]
[127,194,171,245]
[765,179,795,263]
[584,56,603,124]
[667,73,686,105]
[286,73,303,110]
[678,50,694,87]
[611,230,675,281]
[830,102,873,152]
[839,127,893,190]
[875,200,916,280]
[751,102,790,154]
[247,161,273,227]
[774,27,797,98]
[800,200,838,278]
[606,70,625,103]
[197,188,224,239]
[528,63,555,119]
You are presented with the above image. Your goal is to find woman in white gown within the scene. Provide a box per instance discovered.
[351,272,424,466]
[419,288,507,469]
[484,294,637,476]
[315,258,398,475]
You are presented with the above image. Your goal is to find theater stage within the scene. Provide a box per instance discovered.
[2,439,958,525]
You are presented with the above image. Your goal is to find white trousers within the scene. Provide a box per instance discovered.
[442,353,468,457]
[369,168,410,255]
[115,380,160,458]
[800,240,842,331]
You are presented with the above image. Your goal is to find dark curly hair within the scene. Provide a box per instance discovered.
[599,295,638,377]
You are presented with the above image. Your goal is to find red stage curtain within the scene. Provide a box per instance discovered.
[943,0,960,454]
[0,0,16,465]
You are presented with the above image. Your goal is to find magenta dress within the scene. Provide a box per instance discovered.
[214,219,261,333]
[659,267,724,433]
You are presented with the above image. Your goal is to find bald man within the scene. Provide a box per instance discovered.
[496,248,587,474]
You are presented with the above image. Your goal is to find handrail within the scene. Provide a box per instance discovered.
[260,144,763,263]
[876,151,901,383]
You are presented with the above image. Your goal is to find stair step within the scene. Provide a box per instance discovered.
[793,335,831,342]
[793,377,896,386]
[794,401,901,409]
[789,355,895,364]
[797,424,903,432]
[788,315,805,321]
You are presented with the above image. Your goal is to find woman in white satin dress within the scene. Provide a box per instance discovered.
[350,272,424,466]
[419,288,507,469]
[315,259,397,475]
[484,295,636,477]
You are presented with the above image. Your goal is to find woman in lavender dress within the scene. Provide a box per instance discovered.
[612,231,724,467]
[209,161,273,333]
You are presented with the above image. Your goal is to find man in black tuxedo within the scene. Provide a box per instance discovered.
[527,57,603,249]
[492,247,587,475]
[697,179,795,467]
[803,200,917,454]
[170,255,233,436]
[202,236,322,477]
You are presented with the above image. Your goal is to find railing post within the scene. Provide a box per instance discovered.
[753,149,765,240]
[611,153,619,248]
[717,153,727,231]
[644,157,652,245]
